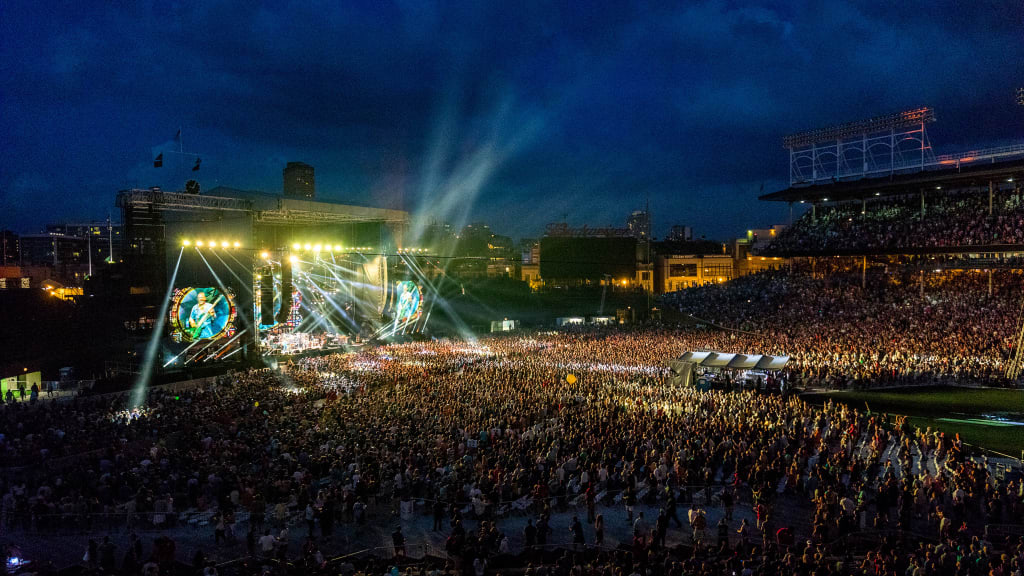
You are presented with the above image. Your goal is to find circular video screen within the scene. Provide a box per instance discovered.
[170,287,236,341]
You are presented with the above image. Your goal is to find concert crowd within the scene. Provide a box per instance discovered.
[0,329,1021,576]
[663,269,1020,388]
[762,187,1024,255]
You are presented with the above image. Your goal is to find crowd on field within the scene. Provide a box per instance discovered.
[0,327,1021,575]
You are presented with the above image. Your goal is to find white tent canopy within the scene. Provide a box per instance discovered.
[727,354,763,369]
[702,353,736,367]
[676,351,790,370]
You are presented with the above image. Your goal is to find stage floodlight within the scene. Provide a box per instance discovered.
[221,241,229,248]
[233,241,241,248]
[260,251,270,259]
[313,244,322,252]
[289,254,299,263]
[196,240,204,247]
[182,239,191,246]
[304,243,312,251]
[292,243,301,250]
[209,240,217,247]
[334,244,342,252]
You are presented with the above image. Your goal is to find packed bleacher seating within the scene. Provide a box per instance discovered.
[762,187,1024,255]
[662,269,1020,388]
[0,330,1021,575]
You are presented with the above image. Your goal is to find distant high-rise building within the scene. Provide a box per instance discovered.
[667,225,693,242]
[46,221,122,264]
[1,230,19,266]
[626,210,651,240]
[283,162,315,199]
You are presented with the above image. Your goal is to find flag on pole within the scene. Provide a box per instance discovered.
[153,153,163,167]
[192,157,201,171]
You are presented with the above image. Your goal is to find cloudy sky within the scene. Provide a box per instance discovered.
[2,1,1022,240]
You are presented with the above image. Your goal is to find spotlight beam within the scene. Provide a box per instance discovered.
[134,248,184,407]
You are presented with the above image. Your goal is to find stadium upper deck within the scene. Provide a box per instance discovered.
[760,157,1024,205]
[758,156,1024,258]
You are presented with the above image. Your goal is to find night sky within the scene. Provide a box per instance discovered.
[2,1,1022,240]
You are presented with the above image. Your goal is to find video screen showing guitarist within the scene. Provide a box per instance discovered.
[175,288,229,340]
[188,289,219,339]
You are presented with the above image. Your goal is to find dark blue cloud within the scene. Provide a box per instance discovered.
[2,1,1022,240]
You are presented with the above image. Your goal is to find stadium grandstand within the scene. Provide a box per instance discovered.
[658,108,1024,388]
[758,158,1024,256]
[759,105,1024,257]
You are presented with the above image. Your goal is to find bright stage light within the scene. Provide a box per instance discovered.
[182,239,191,246]
[289,254,299,263]
[209,240,217,247]
[313,244,322,252]
[304,243,312,251]
[221,241,229,248]
[196,240,204,247]
[260,251,270,259]
[292,243,301,250]
[233,241,241,248]
[334,244,342,252]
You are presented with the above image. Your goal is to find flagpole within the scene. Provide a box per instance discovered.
[108,214,113,264]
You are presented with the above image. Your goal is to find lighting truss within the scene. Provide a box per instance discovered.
[117,189,253,212]
[255,209,405,225]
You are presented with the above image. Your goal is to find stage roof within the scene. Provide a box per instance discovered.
[118,187,407,224]
[210,187,408,224]
[760,158,1024,204]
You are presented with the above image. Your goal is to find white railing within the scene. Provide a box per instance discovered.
[933,143,1024,167]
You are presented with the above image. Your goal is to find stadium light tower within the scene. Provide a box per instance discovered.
[784,107,936,186]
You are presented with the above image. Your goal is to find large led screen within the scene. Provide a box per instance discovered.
[169,287,236,342]
[394,281,422,322]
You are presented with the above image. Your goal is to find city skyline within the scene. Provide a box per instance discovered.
[2,2,1022,240]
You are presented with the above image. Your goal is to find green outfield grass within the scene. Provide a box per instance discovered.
[803,387,1024,458]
